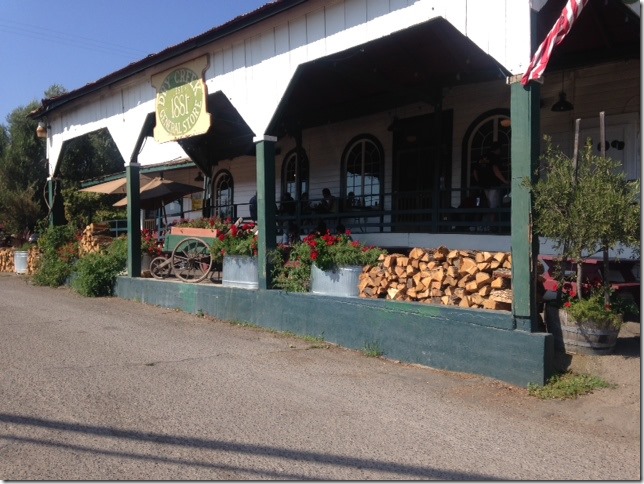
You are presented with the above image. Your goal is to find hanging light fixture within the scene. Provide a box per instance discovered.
[551,71,574,112]
[194,172,204,182]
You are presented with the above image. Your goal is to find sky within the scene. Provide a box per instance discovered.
[0,0,270,125]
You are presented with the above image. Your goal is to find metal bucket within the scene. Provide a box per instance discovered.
[14,251,28,274]
[310,264,362,298]
[222,255,259,289]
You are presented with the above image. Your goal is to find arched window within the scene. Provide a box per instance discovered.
[342,135,383,209]
[462,110,511,189]
[212,170,234,220]
[281,148,309,202]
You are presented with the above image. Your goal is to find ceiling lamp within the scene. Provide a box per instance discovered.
[551,72,574,112]
[194,172,204,182]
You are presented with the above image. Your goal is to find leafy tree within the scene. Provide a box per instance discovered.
[59,128,124,184]
[0,101,48,242]
[528,137,640,304]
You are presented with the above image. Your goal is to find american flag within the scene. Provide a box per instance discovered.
[521,0,589,86]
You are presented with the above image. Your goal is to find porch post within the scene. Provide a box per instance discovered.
[126,163,141,278]
[509,75,541,332]
[254,135,277,289]
[45,177,65,227]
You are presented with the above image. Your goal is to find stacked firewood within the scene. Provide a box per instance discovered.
[359,246,515,311]
[0,246,40,274]
[27,246,40,274]
[79,222,113,255]
[0,248,15,272]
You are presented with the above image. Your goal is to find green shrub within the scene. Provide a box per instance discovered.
[71,237,127,297]
[528,372,613,399]
[32,225,79,287]
[32,256,76,287]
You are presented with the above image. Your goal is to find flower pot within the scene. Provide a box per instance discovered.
[222,255,258,290]
[310,264,362,298]
[545,305,619,355]
[141,253,152,276]
[14,250,28,274]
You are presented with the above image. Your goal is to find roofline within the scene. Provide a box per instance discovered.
[30,0,307,119]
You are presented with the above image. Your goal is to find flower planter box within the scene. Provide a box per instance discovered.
[545,305,619,355]
[222,255,258,290]
[169,227,218,238]
[310,264,362,298]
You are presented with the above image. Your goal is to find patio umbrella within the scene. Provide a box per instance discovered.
[112,176,203,210]
[79,174,153,195]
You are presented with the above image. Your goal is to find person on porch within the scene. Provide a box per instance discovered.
[472,141,508,230]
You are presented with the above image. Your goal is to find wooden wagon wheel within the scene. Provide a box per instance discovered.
[150,256,172,279]
[171,237,213,283]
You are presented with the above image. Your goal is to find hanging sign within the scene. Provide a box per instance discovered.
[152,55,210,143]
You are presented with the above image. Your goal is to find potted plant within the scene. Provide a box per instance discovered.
[140,229,163,273]
[210,219,259,289]
[527,137,640,354]
[273,230,385,297]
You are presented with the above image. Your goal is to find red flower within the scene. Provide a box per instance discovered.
[564,301,571,308]
[311,251,319,261]
[351,241,360,248]
[230,225,239,237]
[218,234,226,241]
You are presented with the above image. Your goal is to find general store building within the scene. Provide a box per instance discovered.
[30,0,641,386]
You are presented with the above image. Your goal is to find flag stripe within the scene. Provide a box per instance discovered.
[521,0,589,86]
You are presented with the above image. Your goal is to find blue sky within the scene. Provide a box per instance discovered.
[0,0,269,125]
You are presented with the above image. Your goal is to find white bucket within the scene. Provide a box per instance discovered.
[14,251,28,274]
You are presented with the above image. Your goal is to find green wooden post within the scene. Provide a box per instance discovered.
[254,135,277,289]
[509,75,541,332]
[47,178,55,227]
[126,163,141,278]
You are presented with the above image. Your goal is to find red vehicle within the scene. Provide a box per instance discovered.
[539,255,640,321]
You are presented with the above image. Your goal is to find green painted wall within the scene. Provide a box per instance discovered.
[115,277,554,387]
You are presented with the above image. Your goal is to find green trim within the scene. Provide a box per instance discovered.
[255,138,277,289]
[115,277,554,387]
[80,160,196,188]
[510,80,540,332]
[126,164,141,277]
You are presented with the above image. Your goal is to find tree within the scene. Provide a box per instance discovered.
[528,137,640,304]
[58,128,124,184]
[0,84,68,241]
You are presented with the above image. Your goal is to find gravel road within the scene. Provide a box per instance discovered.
[0,273,639,480]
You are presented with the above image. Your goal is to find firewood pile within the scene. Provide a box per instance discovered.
[27,246,40,274]
[79,223,113,255]
[359,246,517,311]
[0,246,41,274]
[0,248,15,272]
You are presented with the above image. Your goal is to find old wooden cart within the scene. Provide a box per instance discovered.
[149,227,217,283]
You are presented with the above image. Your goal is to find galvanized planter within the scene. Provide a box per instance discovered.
[310,264,362,298]
[14,250,28,274]
[222,255,259,290]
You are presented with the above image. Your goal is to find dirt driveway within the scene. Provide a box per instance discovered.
[546,322,640,436]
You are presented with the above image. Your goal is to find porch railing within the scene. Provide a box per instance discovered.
[273,188,511,236]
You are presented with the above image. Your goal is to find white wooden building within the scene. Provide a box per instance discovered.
[31,0,639,338]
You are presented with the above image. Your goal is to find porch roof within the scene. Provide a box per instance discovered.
[267,17,511,136]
